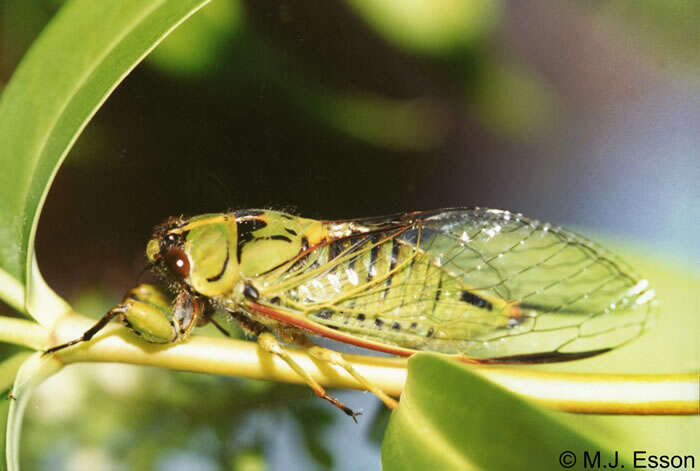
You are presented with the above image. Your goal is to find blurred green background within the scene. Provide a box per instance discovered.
[0,0,697,469]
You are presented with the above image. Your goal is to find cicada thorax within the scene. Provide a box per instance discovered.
[171,210,325,305]
[233,210,325,279]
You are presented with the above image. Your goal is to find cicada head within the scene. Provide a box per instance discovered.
[146,214,240,297]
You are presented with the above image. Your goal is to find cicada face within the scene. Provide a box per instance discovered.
[146,214,241,297]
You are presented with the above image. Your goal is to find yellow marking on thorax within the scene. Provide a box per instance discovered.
[169,215,231,234]
[301,219,327,246]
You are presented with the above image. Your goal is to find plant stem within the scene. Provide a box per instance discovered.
[0,317,48,351]
[48,313,699,415]
[479,368,699,415]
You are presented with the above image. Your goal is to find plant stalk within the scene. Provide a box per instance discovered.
[0,316,48,351]
[42,313,699,416]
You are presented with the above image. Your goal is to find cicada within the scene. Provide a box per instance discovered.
[46,208,656,419]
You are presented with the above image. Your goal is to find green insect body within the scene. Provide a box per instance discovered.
[46,208,657,417]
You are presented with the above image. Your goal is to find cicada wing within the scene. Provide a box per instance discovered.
[260,208,656,362]
[389,208,657,361]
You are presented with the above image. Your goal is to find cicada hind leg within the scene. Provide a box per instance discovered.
[229,313,364,418]
[303,342,399,410]
[256,327,398,421]
[254,329,367,422]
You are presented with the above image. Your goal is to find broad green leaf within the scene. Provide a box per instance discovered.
[0,0,211,326]
[382,353,631,470]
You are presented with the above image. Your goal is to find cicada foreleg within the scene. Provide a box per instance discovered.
[43,306,125,355]
[256,332,362,422]
[44,284,202,355]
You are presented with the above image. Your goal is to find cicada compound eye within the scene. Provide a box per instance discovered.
[164,247,190,279]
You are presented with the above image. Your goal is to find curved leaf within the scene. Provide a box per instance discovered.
[0,0,211,326]
[382,353,631,470]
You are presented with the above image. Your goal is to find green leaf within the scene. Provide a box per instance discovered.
[382,353,631,470]
[0,0,211,325]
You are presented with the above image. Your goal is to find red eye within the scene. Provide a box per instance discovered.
[164,248,190,278]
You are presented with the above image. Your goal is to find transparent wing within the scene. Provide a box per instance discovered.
[267,208,657,362]
[397,208,656,360]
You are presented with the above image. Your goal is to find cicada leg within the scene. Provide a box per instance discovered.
[277,331,398,410]
[44,306,126,355]
[257,332,361,422]
[304,344,399,410]
[44,284,202,355]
